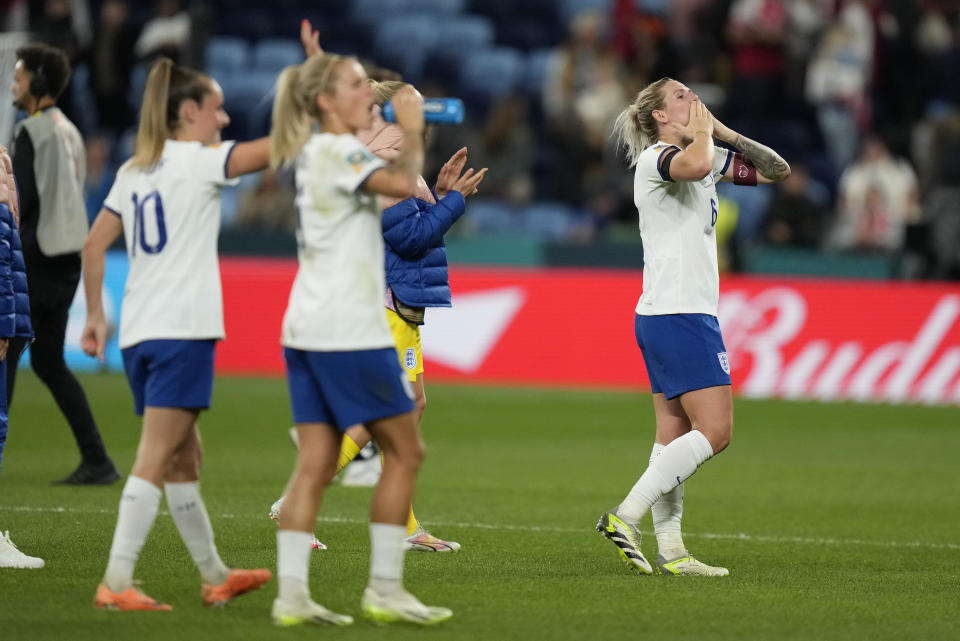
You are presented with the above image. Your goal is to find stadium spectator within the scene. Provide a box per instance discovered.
[599,77,790,577]
[0,143,43,570]
[234,167,297,233]
[268,51,452,626]
[88,0,137,135]
[542,9,626,205]
[724,0,788,121]
[762,163,828,248]
[462,93,533,206]
[81,56,272,611]
[82,132,114,222]
[8,43,120,485]
[134,0,190,62]
[829,134,919,253]
[804,1,874,175]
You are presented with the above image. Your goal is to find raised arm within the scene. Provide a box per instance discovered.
[227,137,270,178]
[363,87,424,199]
[712,115,791,184]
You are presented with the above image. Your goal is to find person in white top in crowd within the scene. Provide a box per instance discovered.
[267,53,451,627]
[597,78,790,576]
[81,57,273,611]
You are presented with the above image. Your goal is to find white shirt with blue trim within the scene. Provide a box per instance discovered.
[633,140,732,317]
[281,132,392,351]
[103,139,237,348]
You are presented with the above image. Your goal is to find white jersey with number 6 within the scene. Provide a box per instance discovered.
[103,139,237,348]
[633,141,733,317]
[281,132,392,351]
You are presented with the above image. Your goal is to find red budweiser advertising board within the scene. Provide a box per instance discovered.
[218,259,960,405]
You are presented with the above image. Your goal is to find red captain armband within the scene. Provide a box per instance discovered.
[732,152,757,186]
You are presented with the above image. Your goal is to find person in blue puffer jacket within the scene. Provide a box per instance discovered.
[352,80,486,551]
[0,145,33,475]
[0,144,44,569]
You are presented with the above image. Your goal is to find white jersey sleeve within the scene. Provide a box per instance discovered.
[190,141,238,186]
[712,146,734,181]
[326,135,385,194]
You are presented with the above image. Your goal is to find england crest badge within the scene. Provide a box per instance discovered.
[405,348,417,371]
[717,352,730,375]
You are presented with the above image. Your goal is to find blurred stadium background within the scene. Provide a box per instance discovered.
[1,3,959,639]
[1,0,958,405]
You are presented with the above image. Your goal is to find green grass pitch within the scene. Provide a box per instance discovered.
[1,372,958,640]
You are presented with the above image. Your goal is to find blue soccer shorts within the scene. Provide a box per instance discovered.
[121,339,216,416]
[284,346,415,430]
[635,313,731,400]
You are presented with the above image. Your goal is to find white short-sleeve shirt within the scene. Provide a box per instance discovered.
[281,132,392,351]
[103,139,237,348]
[633,141,733,317]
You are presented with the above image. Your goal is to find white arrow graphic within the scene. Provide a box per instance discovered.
[420,286,527,373]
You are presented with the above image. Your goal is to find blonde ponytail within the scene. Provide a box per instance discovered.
[612,77,673,166]
[269,53,347,168]
[269,65,309,168]
[131,58,213,169]
[131,59,173,168]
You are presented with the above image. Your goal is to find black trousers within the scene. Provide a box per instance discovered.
[6,280,110,466]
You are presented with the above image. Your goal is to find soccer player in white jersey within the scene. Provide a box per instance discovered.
[81,58,273,611]
[597,78,791,576]
[267,53,451,627]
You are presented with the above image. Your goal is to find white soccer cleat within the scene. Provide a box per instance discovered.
[268,496,326,550]
[0,530,44,569]
[656,554,729,577]
[404,526,460,552]
[287,426,300,449]
[596,509,653,574]
[361,587,452,625]
[272,597,353,626]
[268,496,285,521]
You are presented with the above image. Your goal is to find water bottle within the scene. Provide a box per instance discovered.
[382,97,464,124]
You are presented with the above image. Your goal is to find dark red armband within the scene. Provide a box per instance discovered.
[732,152,757,186]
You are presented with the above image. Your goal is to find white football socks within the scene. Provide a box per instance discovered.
[103,475,162,592]
[165,481,230,585]
[616,430,714,526]
[368,522,406,596]
[648,442,688,559]
[276,530,314,603]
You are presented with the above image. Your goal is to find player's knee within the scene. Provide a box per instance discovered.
[703,418,733,453]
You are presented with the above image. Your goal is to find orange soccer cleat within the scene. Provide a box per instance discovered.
[94,583,172,611]
[202,568,272,607]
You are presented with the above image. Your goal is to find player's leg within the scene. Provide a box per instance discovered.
[598,314,729,574]
[96,406,194,610]
[162,424,271,605]
[649,394,729,576]
[362,411,452,625]
[387,311,459,552]
[272,348,352,626]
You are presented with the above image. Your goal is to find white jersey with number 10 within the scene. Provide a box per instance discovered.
[103,139,237,349]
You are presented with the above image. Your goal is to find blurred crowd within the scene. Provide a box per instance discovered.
[3,0,960,279]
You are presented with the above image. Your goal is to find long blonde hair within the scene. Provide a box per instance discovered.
[269,53,348,168]
[131,58,213,168]
[612,77,674,167]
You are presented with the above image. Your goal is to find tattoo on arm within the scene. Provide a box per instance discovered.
[732,134,790,181]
